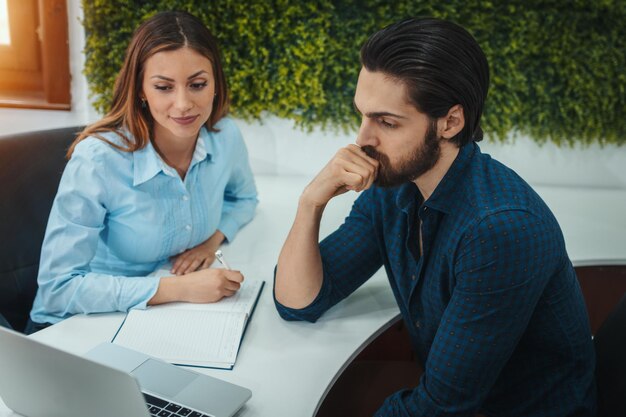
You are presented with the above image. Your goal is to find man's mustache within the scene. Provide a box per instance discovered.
[362,145,382,161]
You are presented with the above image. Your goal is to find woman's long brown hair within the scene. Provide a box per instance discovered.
[67,11,230,158]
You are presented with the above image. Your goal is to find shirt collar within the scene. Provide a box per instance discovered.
[395,182,422,214]
[424,141,476,214]
[191,127,214,168]
[132,127,214,186]
[394,141,476,214]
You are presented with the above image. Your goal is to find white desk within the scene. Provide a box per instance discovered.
[0,175,401,417]
[1,176,625,417]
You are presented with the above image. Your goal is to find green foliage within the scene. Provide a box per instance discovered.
[82,0,626,146]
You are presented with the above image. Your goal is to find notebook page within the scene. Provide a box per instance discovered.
[113,308,246,367]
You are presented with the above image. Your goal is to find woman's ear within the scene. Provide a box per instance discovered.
[438,104,465,139]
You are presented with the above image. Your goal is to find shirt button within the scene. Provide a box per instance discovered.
[182,195,189,201]
[179,248,185,254]
[411,274,416,281]
[415,320,421,329]
[185,224,192,231]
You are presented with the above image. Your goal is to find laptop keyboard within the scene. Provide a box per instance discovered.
[144,393,213,417]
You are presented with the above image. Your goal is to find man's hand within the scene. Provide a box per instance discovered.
[301,144,379,208]
[274,144,378,308]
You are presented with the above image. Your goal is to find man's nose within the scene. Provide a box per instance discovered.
[355,118,378,148]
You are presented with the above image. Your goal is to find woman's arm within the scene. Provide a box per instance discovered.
[33,141,161,322]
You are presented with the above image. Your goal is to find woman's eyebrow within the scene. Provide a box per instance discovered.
[150,70,209,81]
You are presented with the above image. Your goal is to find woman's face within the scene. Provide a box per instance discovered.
[141,47,215,146]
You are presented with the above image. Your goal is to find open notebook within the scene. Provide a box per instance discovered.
[112,278,264,369]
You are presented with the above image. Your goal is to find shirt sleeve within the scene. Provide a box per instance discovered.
[375,209,564,417]
[274,189,384,323]
[35,141,160,321]
[217,121,258,242]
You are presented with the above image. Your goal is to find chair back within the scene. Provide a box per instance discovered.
[594,293,626,417]
[0,127,81,332]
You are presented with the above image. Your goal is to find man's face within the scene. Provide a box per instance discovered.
[354,68,440,187]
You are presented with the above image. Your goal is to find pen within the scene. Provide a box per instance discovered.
[214,250,231,270]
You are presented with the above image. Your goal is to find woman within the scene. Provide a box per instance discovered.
[27,11,258,333]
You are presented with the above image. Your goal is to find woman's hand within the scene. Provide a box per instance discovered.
[170,230,226,275]
[149,268,244,305]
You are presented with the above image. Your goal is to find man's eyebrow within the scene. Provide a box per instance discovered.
[150,70,209,81]
[352,99,407,119]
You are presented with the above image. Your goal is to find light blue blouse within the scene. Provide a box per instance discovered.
[30,117,258,324]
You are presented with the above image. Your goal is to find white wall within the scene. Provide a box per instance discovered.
[1,1,624,191]
[238,116,626,189]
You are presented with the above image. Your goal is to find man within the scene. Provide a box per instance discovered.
[274,17,596,417]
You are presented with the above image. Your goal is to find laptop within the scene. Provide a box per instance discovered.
[0,326,251,417]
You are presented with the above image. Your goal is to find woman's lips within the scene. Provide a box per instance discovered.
[171,115,199,125]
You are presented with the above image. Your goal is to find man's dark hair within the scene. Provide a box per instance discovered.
[360,17,489,146]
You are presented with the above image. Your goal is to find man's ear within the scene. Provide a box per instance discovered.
[438,104,465,139]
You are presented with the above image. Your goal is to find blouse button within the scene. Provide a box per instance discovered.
[185,224,192,231]
[182,195,189,201]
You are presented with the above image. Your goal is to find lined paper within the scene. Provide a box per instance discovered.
[112,279,264,369]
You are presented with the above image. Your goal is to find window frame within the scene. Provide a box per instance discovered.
[0,0,70,110]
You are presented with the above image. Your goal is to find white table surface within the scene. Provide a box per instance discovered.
[1,175,625,417]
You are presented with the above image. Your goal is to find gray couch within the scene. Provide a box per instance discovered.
[0,126,82,332]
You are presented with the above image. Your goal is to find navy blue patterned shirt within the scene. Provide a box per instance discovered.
[275,142,596,416]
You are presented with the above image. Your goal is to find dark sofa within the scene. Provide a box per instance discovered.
[0,126,82,332]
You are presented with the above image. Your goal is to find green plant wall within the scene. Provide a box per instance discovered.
[82,0,626,146]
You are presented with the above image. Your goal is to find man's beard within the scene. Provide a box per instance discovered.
[362,121,441,187]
